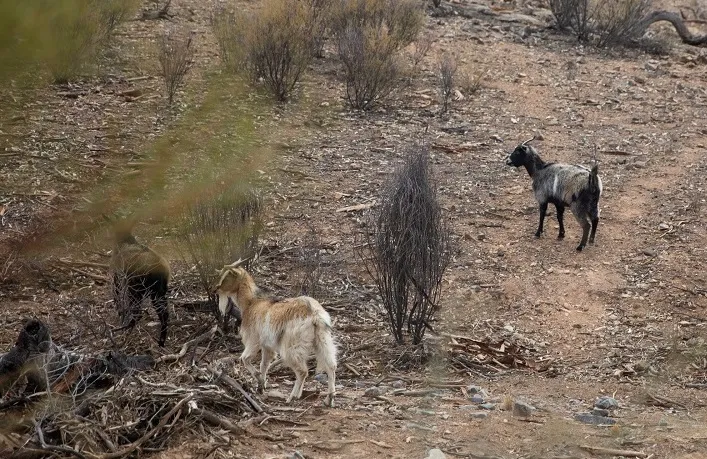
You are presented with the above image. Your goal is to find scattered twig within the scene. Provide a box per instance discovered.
[579,445,648,458]
[155,326,217,364]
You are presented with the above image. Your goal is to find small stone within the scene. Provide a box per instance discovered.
[392,380,406,389]
[503,324,514,333]
[658,222,671,231]
[467,385,488,397]
[364,386,383,397]
[425,448,447,459]
[477,233,486,241]
[314,373,328,384]
[287,452,306,459]
[512,401,535,418]
[594,396,619,410]
[574,413,617,425]
[634,76,646,84]
[592,407,610,417]
[470,394,484,404]
[469,412,488,419]
[642,248,657,257]
[479,403,496,410]
[267,390,287,400]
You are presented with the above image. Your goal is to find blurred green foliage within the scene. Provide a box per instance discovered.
[0,0,139,85]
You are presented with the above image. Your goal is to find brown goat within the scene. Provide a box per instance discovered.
[216,262,337,407]
[109,218,171,347]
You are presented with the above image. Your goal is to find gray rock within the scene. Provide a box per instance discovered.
[467,384,483,395]
[392,380,406,389]
[364,386,384,397]
[513,401,535,418]
[592,407,610,417]
[314,373,328,384]
[574,413,617,425]
[594,396,619,410]
[425,448,447,459]
[469,412,488,419]
[470,394,484,404]
[479,403,496,410]
[287,452,305,459]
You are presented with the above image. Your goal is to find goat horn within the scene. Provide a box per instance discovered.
[521,136,536,146]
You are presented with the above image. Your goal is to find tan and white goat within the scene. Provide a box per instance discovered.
[215,262,337,407]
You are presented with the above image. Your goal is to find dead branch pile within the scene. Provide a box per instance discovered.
[445,327,556,377]
[1,325,263,458]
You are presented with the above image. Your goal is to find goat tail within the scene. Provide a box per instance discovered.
[312,311,337,374]
[588,164,600,194]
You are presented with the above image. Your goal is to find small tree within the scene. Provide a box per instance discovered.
[158,29,194,105]
[364,145,451,345]
[438,54,457,114]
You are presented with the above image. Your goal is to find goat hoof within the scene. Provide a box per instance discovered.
[557,234,565,240]
[534,232,542,238]
[324,396,334,408]
[576,245,584,252]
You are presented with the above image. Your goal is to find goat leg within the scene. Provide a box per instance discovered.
[535,202,548,237]
[555,204,565,239]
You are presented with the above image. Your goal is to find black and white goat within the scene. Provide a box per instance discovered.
[505,139,602,251]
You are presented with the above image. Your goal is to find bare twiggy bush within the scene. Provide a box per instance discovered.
[337,26,401,110]
[211,7,247,72]
[363,145,451,345]
[331,0,424,109]
[292,222,323,296]
[438,54,457,114]
[158,30,194,105]
[174,187,262,305]
[411,34,432,70]
[303,0,332,57]
[99,0,140,39]
[549,0,592,41]
[594,0,653,47]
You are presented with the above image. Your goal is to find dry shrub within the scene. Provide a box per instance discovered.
[549,0,592,41]
[438,54,457,114]
[158,29,194,105]
[412,34,433,70]
[458,66,485,97]
[174,187,262,304]
[594,0,653,47]
[331,0,424,109]
[363,144,451,345]
[212,0,314,101]
[292,222,324,296]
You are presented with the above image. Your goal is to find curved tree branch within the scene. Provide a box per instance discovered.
[638,10,707,46]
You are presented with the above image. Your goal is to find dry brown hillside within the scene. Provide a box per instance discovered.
[1,1,706,458]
